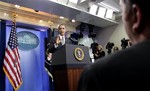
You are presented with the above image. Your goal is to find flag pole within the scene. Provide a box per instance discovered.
[3,12,22,91]
[12,13,16,25]
[12,13,16,91]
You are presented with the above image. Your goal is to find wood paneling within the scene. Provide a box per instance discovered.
[53,68,83,91]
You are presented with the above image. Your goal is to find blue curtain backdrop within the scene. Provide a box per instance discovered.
[0,20,6,91]
[5,26,50,91]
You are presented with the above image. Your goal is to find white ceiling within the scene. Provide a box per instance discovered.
[0,0,120,28]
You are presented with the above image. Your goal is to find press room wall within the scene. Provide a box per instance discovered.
[96,20,129,52]
[5,26,50,91]
[77,21,128,57]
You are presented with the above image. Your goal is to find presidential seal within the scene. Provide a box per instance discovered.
[74,47,84,61]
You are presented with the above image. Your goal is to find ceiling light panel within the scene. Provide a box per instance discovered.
[69,0,78,4]
[105,9,113,19]
[89,4,98,15]
[98,2,120,12]
[97,7,106,18]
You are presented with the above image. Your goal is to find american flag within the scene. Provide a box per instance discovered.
[3,21,23,91]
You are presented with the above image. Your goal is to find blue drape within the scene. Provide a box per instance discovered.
[0,20,6,91]
[5,27,50,91]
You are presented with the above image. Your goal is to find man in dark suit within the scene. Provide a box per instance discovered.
[46,24,73,60]
[45,24,73,91]
[46,24,72,59]
[78,0,150,91]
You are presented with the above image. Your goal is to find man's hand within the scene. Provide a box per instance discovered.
[94,53,99,57]
[55,35,61,45]
[47,53,52,61]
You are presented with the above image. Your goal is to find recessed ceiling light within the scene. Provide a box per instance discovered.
[59,16,64,19]
[3,13,8,16]
[15,5,21,8]
[39,20,43,23]
[71,19,75,23]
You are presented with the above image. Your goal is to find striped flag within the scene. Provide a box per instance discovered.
[3,21,23,91]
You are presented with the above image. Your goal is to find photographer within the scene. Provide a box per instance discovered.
[93,44,105,60]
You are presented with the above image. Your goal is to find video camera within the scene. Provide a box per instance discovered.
[106,42,114,50]
[121,38,129,49]
[106,42,114,54]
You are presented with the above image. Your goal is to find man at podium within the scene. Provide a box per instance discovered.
[45,24,73,91]
[47,24,73,54]
[45,24,81,91]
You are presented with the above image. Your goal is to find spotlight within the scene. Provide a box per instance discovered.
[88,24,96,38]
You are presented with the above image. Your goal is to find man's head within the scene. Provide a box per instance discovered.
[113,46,119,52]
[120,0,150,45]
[97,45,102,51]
[58,24,66,36]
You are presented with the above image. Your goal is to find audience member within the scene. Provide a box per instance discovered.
[93,44,105,60]
[78,0,150,91]
[113,46,119,52]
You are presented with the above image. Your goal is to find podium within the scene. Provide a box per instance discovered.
[52,44,91,91]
